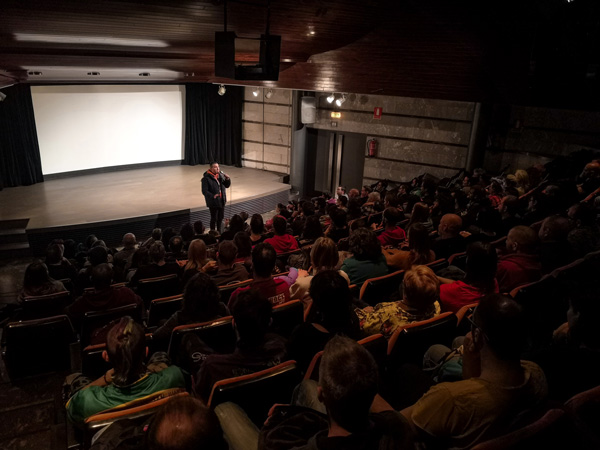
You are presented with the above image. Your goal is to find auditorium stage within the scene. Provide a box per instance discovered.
[0,165,290,255]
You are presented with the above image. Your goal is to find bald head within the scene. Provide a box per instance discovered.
[539,215,570,242]
[507,225,538,254]
[147,397,227,450]
[122,233,136,249]
[439,214,462,238]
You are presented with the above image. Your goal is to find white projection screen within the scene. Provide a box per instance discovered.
[31,85,185,175]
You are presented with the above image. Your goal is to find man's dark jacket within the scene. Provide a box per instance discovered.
[201,170,231,208]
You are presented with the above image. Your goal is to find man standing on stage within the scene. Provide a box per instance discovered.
[202,162,231,233]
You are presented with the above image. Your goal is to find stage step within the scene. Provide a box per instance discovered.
[0,219,29,230]
[0,228,28,244]
[0,242,32,260]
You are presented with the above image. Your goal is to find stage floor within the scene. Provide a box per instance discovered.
[0,165,289,230]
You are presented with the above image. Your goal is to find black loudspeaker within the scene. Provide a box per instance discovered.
[301,97,317,124]
[215,32,281,81]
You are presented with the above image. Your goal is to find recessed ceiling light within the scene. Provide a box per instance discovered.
[27,71,43,76]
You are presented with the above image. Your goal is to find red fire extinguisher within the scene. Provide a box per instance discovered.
[367,138,377,157]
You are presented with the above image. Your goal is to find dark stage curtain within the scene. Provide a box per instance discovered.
[183,83,243,167]
[0,85,44,189]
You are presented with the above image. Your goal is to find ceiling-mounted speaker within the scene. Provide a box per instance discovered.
[215,31,281,81]
[301,96,317,124]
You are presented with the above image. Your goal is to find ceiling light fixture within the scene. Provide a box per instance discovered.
[335,94,347,107]
[265,89,273,99]
[87,72,100,76]
[218,84,226,96]
[252,87,259,97]
[138,72,150,77]
[326,93,335,103]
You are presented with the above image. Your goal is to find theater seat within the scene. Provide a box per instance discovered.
[359,270,405,306]
[21,290,71,320]
[207,360,301,426]
[219,279,252,305]
[447,251,467,271]
[167,316,235,367]
[2,314,75,379]
[387,312,457,370]
[565,385,600,449]
[471,409,571,450]
[455,301,479,336]
[270,299,304,338]
[81,303,143,347]
[425,258,449,274]
[83,388,188,449]
[136,274,180,307]
[147,294,184,328]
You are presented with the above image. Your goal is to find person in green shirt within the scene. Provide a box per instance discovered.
[66,317,186,425]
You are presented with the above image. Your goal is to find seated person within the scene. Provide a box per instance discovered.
[147,396,228,450]
[401,294,547,449]
[538,215,571,274]
[229,243,297,307]
[112,233,137,279]
[130,241,180,286]
[496,225,542,292]
[195,290,287,401]
[528,285,600,402]
[324,208,349,244]
[249,214,266,245]
[45,242,77,282]
[193,220,217,246]
[340,228,388,285]
[431,214,466,260]
[233,231,253,268]
[219,214,245,242]
[259,335,416,449]
[152,272,229,349]
[288,270,360,373]
[356,265,441,338]
[66,317,186,425]
[19,260,66,301]
[264,215,299,254]
[298,215,324,247]
[65,263,143,330]
[438,241,498,313]
[179,239,217,289]
[289,237,349,303]
[377,207,406,247]
[75,246,111,294]
[384,223,436,270]
[210,241,250,286]
[165,235,187,264]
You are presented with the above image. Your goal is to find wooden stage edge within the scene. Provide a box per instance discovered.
[0,165,291,256]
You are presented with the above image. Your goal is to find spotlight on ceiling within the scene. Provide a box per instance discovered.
[218,84,226,96]
[0,92,6,102]
[265,89,273,99]
[335,94,347,107]
[326,93,335,103]
[252,87,259,97]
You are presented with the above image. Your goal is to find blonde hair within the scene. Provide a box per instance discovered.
[185,239,208,272]
[310,237,339,273]
[402,265,440,310]
[367,192,380,203]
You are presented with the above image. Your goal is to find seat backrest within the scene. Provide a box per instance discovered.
[207,360,301,426]
[455,301,479,336]
[304,334,387,382]
[83,389,189,448]
[270,300,304,339]
[387,312,457,369]
[81,334,153,379]
[167,316,235,365]
[490,236,507,248]
[2,314,75,379]
[447,251,467,270]
[425,258,449,273]
[564,385,600,449]
[81,303,142,348]
[219,279,253,305]
[147,295,184,328]
[21,290,71,320]
[136,274,180,307]
[359,270,405,306]
[471,409,570,450]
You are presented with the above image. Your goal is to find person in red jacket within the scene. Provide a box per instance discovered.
[377,207,406,247]
[264,215,299,254]
[496,225,542,293]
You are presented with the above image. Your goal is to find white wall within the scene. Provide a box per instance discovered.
[31,85,184,175]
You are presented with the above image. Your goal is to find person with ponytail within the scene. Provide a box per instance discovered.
[66,317,186,425]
